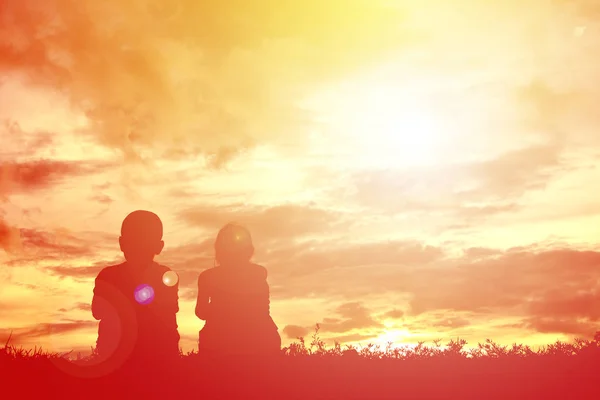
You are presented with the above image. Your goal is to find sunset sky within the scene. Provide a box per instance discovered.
[2,0,600,355]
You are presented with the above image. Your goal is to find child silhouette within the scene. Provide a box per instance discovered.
[195,223,281,357]
[91,210,180,368]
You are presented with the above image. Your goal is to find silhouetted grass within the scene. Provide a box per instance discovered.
[1,327,599,399]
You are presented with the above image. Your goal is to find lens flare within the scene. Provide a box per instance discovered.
[162,270,178,287]
[134,284,155,305]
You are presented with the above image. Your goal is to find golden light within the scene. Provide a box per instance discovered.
[375,327,413,347]
[309,79,446,169]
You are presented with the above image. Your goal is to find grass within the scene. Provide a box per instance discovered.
[1,326,600,399]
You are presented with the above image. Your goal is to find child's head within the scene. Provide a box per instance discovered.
[214,223,254,266]
[119,210,164,264]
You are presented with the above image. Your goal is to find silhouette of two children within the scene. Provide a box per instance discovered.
[91,211,280,368]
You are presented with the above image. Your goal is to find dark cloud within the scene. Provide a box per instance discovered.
[521,317,597,338]
[281,303,384,343]
[20,229,92,256]
[0,159,112,197]
[283,325,310,340]
[5,228,116,270]
[0,217,20,252]
[317,302,382,334]
[527,288,600,322]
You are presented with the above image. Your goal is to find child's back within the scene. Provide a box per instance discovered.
[93,261,179,360]
[196,224,280,356]
[199,263,274,329]
[91,210,180,366]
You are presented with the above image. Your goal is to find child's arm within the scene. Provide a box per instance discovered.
[195,272,211,320]
[162,269,180,314]
[162,271,180,339]
[91,271,110,320]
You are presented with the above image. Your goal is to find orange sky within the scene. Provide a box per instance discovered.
[1,0,600,355]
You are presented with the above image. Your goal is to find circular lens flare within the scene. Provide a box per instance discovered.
[162,271,178,287]
[134,284,155,305]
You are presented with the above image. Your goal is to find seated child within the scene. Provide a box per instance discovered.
[195,223,281,356]
[91,210,180,367]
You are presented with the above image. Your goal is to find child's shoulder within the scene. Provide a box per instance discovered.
[96,262,126,280]
[199,266,217,279]
[250,263,268,278]
[154,262,173,273]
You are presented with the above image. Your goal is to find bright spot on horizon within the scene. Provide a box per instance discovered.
[162,271,178,287]
[375,328,413,347]
[134,284,155,305]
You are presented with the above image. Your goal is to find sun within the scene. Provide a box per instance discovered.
[353,104,440,168]
[307,80,445,169]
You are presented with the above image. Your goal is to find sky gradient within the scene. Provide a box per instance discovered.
[1,0,600,354]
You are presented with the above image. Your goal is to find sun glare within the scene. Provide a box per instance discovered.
[356,105,440,168]
[309,80,446,169]
[374,327,413,348]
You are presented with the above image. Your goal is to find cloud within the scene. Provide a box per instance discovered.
[527,288,600,322]
[264,239,445,299]
[90,193,113,205]
[408,247,600,324]
[45,264,106,280]
[57,302,91,313]
[0,217,20,252]
[179,203,351,243]
[516,80,579,131]
[382,309,404,320]
[281,302,383,342]
[329,333,379,344]
[271,241,600,339]
[0,0,412,163]
[430,317,471,330]
[317,302,382,334]
[159,239,214,281]
[283,325,310,340]
[0,159,110,197]
[4,229,115,269]
[521,317,598,338]
[349,145,564,219]
[345,80,580,219]
[0,120,55,158]
[0,320,96,345]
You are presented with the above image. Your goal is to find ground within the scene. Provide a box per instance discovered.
[1,334,599,399]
